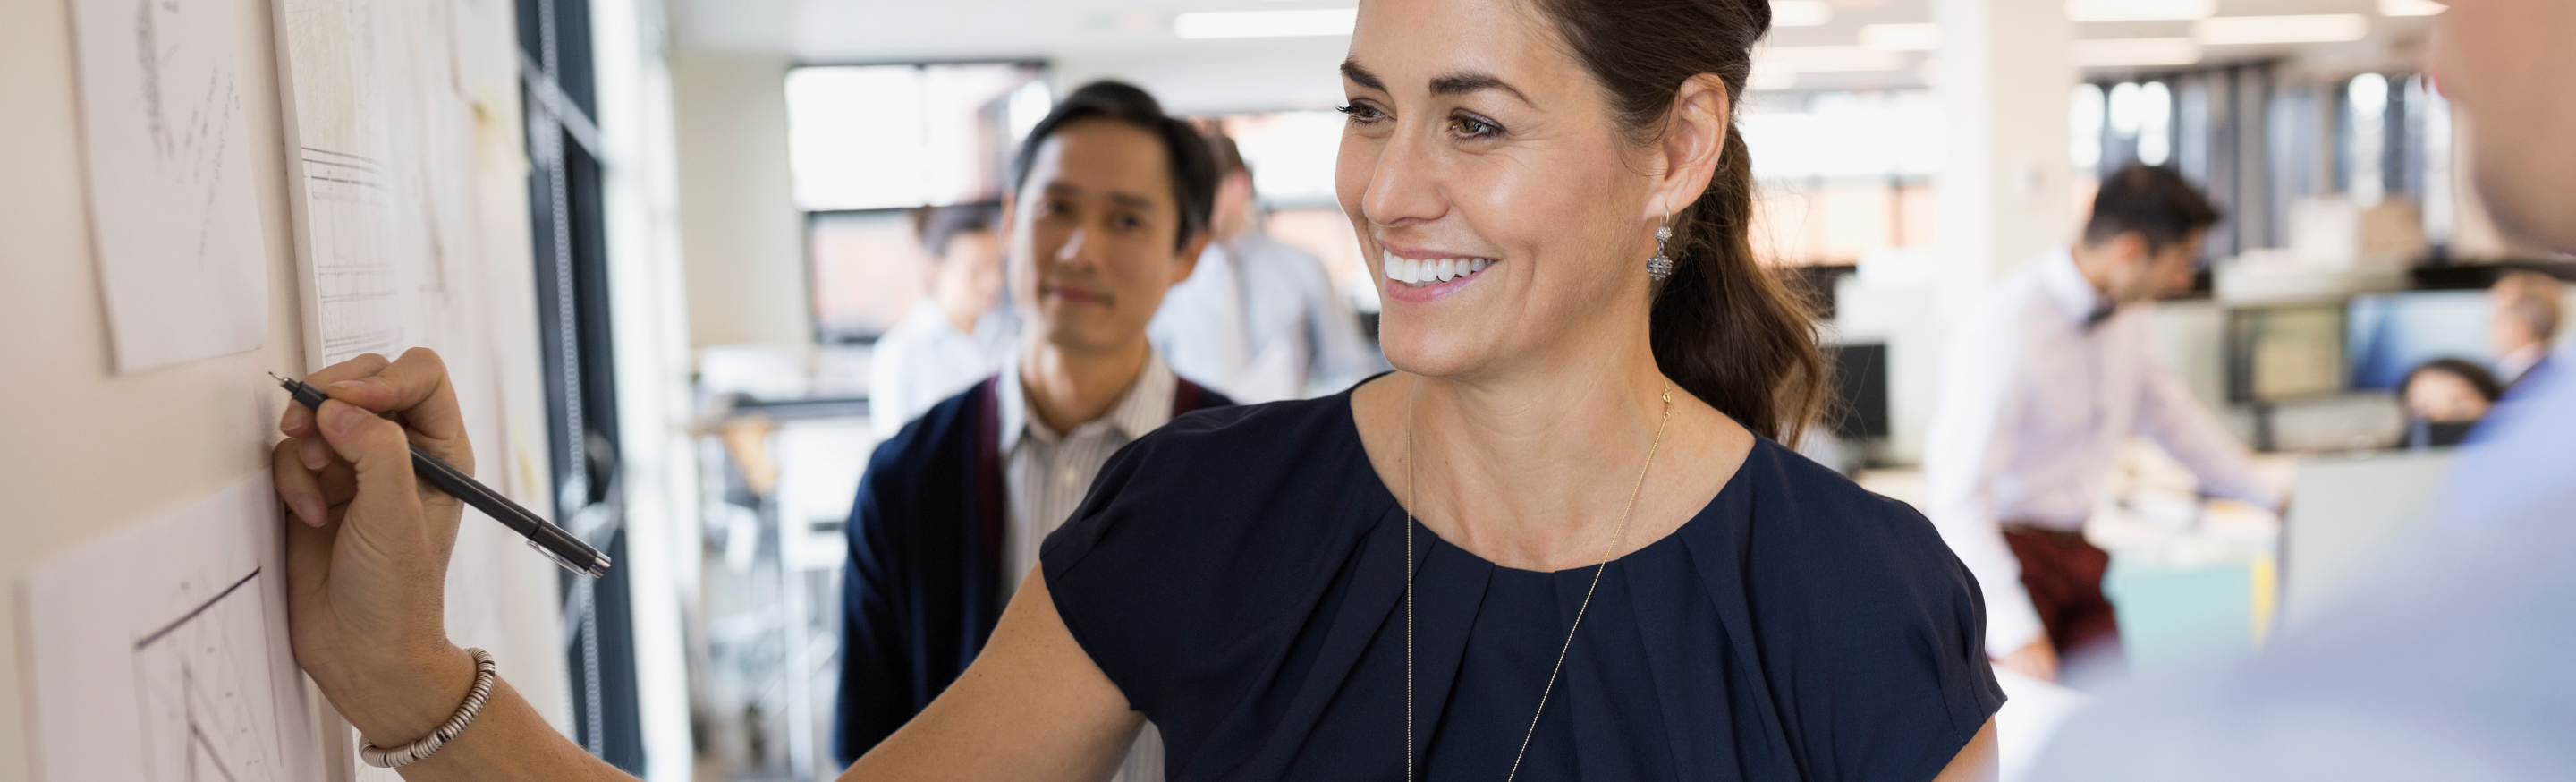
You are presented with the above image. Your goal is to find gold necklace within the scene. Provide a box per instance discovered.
[1405,378,1674,782]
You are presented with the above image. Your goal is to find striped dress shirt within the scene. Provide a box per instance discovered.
[994,349,1179,782]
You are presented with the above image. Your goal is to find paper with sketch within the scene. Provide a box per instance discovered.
[68,0,271,372]
[24,472,324,782]
[274,0,487,368]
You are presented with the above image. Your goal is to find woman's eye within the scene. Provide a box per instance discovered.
[1338,103,1387,124]
[1452,115,1502,140]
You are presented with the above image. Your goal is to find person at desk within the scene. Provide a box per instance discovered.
[2402,358,2504,447]
[2487,270,2560,389]
[869,201,1018,438]
[833,81,1235,779]
[1148,133,1385,403]
[1925,164,2283,685]
[261,1,2006,778]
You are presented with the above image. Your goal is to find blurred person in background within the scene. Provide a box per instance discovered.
[832,81,1235,780]
[2487,270,2560,389]
[2402,357,2502,447]
[869,201,1018,438]
[2031,0,2576,778]
[1148,133,1385,402]
[1926,164,2284,687]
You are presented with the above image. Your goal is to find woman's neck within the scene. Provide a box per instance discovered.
[1018,336,1151,434]
[1356,329,1753,573]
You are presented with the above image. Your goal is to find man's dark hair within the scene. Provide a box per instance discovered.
[1007,81,1216,251]
[2408,357,2505,404]
[1205,132,1247,179]
[2083,164,2222,254]
[913,201,1001,259]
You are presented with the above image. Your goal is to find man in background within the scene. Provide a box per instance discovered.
[2032,0,2576,777]
[1925,164,2282,687]
[2487,269,2560,389]
[835,81,1233,782]
[1148,133,1383,403]
[869,202,1017,438]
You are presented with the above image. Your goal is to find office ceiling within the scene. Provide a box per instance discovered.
[667,0,2437,110]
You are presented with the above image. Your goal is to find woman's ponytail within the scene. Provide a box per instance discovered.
[1536,0,1828,443]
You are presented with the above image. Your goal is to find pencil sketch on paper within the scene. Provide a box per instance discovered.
[132,569,286,782]
[69,0,270,372]
[24,473,320,782]
[277,0,491,369]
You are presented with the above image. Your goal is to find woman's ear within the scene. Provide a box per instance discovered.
[1652,73,1733,219]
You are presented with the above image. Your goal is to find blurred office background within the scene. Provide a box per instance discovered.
[282,0,2568,779]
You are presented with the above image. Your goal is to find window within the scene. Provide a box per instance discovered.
[793,63,1048,342]
[784,64,1048,211]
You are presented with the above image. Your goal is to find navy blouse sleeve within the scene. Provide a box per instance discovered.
[1040,400,1376,730]
[1728,445,2008,781]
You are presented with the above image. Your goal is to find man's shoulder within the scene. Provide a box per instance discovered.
[865,379,991,485]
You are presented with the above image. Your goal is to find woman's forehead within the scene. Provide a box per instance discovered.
[1345,0,1573,95]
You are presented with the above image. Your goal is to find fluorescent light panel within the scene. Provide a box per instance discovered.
[1174,9,1357,39]
[2378,0,2447,16]
[1772,0,1834,27]
[2074,38,2202,66]
[1860,23,1943,51]
[2196,14,2369,45]
[2068,0,2213,21]
[1757,46,1908,73]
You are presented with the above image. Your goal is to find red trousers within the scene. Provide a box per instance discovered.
[2002,524,2123,662]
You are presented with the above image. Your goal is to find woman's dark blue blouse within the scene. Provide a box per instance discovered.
[1041,391,2004,782]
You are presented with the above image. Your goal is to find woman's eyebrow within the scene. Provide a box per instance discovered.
[1340,59,1385,91]
[1429,72,1530,105]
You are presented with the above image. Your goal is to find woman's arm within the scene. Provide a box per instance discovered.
[841,569,1145,780]
[1933,718,2000,782]
[274,351,1140,782]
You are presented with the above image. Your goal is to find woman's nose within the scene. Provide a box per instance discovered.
[1360,125,1448,228]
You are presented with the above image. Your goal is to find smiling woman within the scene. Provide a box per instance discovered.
[258,1,2002,780]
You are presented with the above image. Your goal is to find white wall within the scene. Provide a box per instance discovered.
[0,0,565,778]
[672,49,813,350]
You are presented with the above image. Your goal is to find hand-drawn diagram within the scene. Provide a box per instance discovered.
[69,0,270,371]
[132,569,285,782]
[278,0,489,368]
[26,473,319,782]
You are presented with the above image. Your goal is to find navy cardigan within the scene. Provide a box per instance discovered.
[833,374,1230,765]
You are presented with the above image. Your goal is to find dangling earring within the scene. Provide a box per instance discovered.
[1647,208,1675,282]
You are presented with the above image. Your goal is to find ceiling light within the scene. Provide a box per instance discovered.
[1173,9,1357,39]
[2195,14,2369,45]
[1756,46,1908,73]
[1860,23,1943,51]
[2073,38,2203,66]
[2377,0,2447,17]
[1773,1,1833,27]
[2067,0,2214,22]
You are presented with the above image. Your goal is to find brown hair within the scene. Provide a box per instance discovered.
[1528,0,1827,443]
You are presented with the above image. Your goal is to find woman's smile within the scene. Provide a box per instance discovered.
[1380,247,1502,302]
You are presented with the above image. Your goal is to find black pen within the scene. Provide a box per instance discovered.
[271,372,612,578]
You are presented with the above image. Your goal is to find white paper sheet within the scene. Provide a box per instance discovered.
[23,472,323,782]
[68,0,273,373]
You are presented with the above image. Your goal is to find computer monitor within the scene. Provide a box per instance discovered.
[2226,304,2349,403]
[1826,342,1890,440]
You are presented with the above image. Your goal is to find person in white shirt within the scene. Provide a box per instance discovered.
[2487,270,2560,389]
[869,202,1018,438]
[1149,134,1385,403]
[1925,164,2284,686]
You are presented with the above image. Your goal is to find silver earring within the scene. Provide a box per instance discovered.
[1647,208,1674,282]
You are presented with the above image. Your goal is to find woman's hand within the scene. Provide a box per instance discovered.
[271,348,481,744]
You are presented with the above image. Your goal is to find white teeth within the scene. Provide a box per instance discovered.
[1383,252,1500,287]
